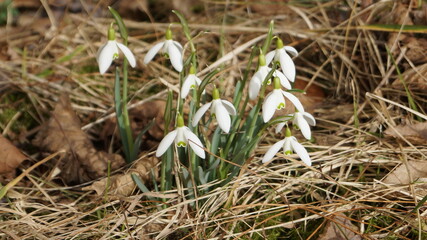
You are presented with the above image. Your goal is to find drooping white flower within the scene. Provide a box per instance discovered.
[192,88,237,133]
[275,111,316,140]
[181,65,202,99]
[265,37,298,82]
[262,77,304,122]
[292,111,316,140]
[249,53,292,100]
[143,27,183,72]
[97,25,136,75]
[156,114,205,159]
[262,127,311,166]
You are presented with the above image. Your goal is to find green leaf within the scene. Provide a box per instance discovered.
[114,68,130,162]
[261,20,275,53]
[131,119,155,161]
[131,173,156,201]
[172,10,191,41]
[360,24,427,33]
[108,6,128,41]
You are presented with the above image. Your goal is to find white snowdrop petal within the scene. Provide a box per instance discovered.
[192,102,212,126]
[275,70,292,90]
[173,41,183,52]
[262,139,286,163]
[96,43,107,63]
[155,130,178,157]
[275,122,286,134]
[265,50,275,65]
[279,50,296,82]
[98,41,118,74]
[214,101,231,133]
[221,100,237,116]
[303,112,316,126]
[282,91,305,112]
[249,72,262,100]
[283,137,292,153]
[144,41,164,64]
[181,75,196,99]
[290,139,311,166]
[184,127,206,159]
[284,46,298,57]
[168,43,183,72]
[262,90,283,122]
[296,114,311,140]
[116,43,136,67]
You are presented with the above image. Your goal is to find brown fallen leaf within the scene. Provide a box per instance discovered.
[383,161,427,185]
[318,214,362,240]
[0,134,28,177]
[83,156,159,196]
[384,121,427,144]
[33,94,125,184]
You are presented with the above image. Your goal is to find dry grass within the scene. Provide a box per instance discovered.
[1,0,427,239]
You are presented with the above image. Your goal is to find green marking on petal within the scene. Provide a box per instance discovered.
[277,102,285,109]
[285,150,292,155]
[190,84,196,89]
[113,53,119,59]
[177,141,186,147]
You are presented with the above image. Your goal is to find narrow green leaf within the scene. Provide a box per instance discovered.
[172,10,191,41]
[164,90,174,134]
[261,20,274,53]
[131,173,156,201]
[114,68,130,162]
[360,24,427,33]
[108,6,128,41]
[131,119,155,161]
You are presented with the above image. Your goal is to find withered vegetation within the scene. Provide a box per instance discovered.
[0,0,426,239]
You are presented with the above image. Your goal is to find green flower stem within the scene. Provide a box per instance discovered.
[223,46,258,158]
[121,59,134,161]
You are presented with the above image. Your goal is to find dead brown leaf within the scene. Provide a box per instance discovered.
[33,94,125,184]
[83,156,159,196]
[318,215,362,240]
[383,160,427,185]
[0,134,27,176]
[384,121,427,144]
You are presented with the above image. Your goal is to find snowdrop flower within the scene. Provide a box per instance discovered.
[156,114,205,159]
[192,88,237,133]
[265,37,298,82]
[181,65,202,99]
[275,111,316,140]
[144,27,183,72]
[262,127,311,166]
[262,77,305,122]
[249,53,292,100]
[97,25,136,75]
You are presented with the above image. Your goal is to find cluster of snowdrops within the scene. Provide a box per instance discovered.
[96,10,315,192]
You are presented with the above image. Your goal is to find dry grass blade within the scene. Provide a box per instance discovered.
[0,0,426,239]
